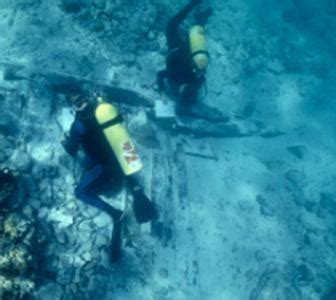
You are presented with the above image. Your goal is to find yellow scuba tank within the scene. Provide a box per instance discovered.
[189,25,209,70]
[94,98,143,176]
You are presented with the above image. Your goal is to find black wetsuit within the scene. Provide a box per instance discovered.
[157,1,205,103]
[63,102,123,220]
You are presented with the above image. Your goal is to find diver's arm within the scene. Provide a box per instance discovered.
[157,70,168,92]
[62,120,83,156]
[170,0,202,27]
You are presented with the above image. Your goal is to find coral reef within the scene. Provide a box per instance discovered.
[0,167,44,299]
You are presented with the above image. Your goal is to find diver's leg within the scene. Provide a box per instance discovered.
[177,84,230,122]
[175,83,198,115]
[76,165,123,263]
[181,84,198,103]
[75,165,122,220]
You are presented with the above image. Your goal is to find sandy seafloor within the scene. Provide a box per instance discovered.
[0,0,336,299]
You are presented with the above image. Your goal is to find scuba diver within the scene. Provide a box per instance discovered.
[62,91,156,263]
[157,0,211,114]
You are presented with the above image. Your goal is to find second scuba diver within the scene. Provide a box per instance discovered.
[62,91,156,263]
[157,0,210,114]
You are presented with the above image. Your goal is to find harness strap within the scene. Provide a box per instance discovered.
[191,50,210,58]
[99,114,123,130]
[168,47,180,55]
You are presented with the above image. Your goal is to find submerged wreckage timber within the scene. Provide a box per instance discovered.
[1,60,285,139]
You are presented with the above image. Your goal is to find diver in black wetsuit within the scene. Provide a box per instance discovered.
[157,0,210,110]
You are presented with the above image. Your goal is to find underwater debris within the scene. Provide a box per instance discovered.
[0,166,18,209]
[287,145,307,159]
[0,61,154,107]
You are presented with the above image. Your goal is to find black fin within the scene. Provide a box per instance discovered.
[133,192,157,224]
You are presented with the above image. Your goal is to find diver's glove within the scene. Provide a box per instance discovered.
[61,133,78,157]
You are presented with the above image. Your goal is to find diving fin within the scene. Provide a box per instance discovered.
[132,190,157,224]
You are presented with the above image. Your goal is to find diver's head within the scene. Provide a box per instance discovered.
[69,93,90,112]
